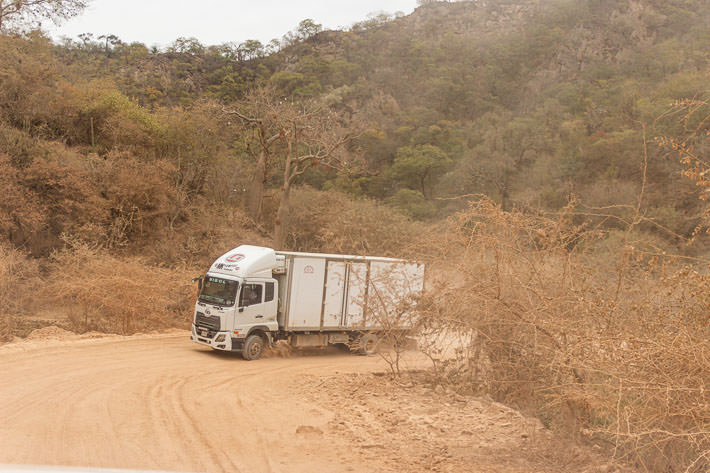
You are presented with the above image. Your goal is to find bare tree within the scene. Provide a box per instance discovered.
[366,273,420,376]
[346,262,423,376]
[274,104,354,248]
[225,87,284,221]
[225,86,358,247]
[0,0,88,31]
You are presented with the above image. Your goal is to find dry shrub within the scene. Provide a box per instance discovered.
[0,151,108,255]
[46,244,194,335]
[0,148,181,255]
[415,198,710,472]
[0,34,63,132]
[0,243,40,343]
[87,152,178,247]
[144,204,269,268]
[0,123,47,167]
[1,137,260,263]
[0,243,41,317]
[282,186,424,255]
[0,154,46,246]
[0,316,11,343]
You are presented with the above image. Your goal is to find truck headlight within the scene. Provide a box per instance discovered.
[215,334,226,342]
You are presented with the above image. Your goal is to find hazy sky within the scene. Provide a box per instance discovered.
[49,0,418,47]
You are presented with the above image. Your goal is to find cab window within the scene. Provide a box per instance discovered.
[199,277,238,307]
[240,283,263,307]
[265,282,275,302]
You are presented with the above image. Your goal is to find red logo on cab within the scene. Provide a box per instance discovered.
[225,253,245,263]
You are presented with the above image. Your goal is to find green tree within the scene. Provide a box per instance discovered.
[296,19,322,40]
[390,144,451,199]
[455,114,547,210]
[238,39,264,60]
[168,37,205,56]
[387,188,436,219]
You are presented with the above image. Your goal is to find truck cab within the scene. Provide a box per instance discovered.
[191,246,281,358]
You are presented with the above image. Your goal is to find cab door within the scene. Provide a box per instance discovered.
[235,280,278,331]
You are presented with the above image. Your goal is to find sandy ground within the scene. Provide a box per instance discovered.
[0,331,622,473]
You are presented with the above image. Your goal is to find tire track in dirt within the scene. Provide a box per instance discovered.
[0,333,394,473]
[171,377,244,473]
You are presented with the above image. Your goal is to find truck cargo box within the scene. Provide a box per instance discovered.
[276,251,425,331]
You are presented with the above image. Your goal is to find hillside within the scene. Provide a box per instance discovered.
[3,0,710,248]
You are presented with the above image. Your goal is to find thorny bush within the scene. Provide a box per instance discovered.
[414,198,710,473]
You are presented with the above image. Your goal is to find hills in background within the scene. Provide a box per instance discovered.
[2,0,710,259]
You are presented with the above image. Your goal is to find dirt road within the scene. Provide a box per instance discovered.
[0,332,616,473]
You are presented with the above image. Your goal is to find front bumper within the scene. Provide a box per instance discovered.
[190,325,244,352]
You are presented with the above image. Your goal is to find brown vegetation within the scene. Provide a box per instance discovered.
[283,186,423,255]
[0,244,40,341]
[46,244,195,335]
[412,198,710,472]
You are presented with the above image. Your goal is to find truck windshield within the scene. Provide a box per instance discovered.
[199,276,239,307]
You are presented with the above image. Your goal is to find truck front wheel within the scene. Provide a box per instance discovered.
[242,334,265,361]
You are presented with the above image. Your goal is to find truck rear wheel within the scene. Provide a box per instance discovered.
[358,333,378,356]
[242,334,265,361]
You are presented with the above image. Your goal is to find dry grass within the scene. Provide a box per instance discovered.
[45,244,195,335]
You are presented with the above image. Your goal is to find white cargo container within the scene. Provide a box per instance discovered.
[190,245,425,360]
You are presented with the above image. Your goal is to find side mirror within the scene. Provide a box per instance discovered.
[239,307,245,313]
[192,276,203,290]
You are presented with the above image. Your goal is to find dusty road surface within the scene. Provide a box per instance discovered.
[0,331,618,473]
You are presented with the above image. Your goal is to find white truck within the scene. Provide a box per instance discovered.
[190,245,425,360]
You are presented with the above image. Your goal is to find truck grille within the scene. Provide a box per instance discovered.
[195,312,221,332]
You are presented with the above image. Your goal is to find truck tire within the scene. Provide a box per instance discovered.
[358,333,378,356]
[242,334,265,361]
